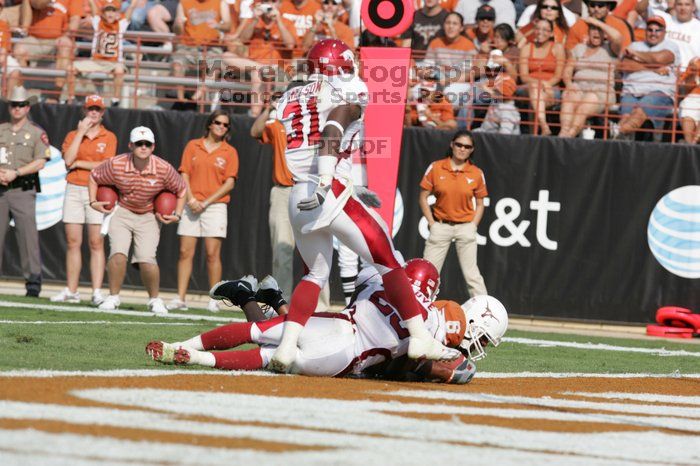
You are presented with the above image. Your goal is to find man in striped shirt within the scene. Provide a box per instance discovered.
[88,126,186,314]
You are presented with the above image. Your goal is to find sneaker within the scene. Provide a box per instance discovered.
[50,288,80,303]
[407,336,461,361]
[206,298,220,313]
[146,341,191,365]
[98,295,120,310]
[209,275,259,307]
[91,289,105,306]
[166,298,188,311]
[256,275,287,311]
[148,297,168,315]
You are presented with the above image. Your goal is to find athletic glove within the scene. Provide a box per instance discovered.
[449,359,476,385]
[297,184,330,211]
[354,186,382,208]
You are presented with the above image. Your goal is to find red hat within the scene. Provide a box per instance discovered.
[84,95,106,109]
[101,0,121,10]
[646,16,666,28]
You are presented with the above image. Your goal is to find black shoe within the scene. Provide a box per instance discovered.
[209,276,258,307]
[255,275,287,311]
[25,290,40,298]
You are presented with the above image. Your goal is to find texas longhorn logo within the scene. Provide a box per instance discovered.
[481,305,501,323]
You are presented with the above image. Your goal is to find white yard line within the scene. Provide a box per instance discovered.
[563,392,700,405]
[0,300,242,323]
[504,337,700,357]
[0,320,204,326]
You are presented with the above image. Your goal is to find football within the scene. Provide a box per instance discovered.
[154,191,177,217]
[96,186,118,210]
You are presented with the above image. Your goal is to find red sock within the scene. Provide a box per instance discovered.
[285,279,321,326]
[382,268,423,320]
[201,322,253,350]
[214,348,263,371]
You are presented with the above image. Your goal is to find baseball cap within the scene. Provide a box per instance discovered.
[84,95,105,109]
[476,4,496,21]
[130,126,155,144]
[101,0,121,9]
[486,49,503,69]
[646,16,666,28]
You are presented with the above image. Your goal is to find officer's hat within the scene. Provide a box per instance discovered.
[5,86,38,106]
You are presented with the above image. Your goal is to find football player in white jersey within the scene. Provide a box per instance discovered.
[145,259,509,384]
[268,38,460,373]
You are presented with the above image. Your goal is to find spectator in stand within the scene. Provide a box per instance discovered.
[0,3,21,97]
[88,126,186,314]
[465,4,496,52]
[519,18,565,135]
[250,83,301,300]
[405,79,457,129]
[559,25,617,137]
[400,0,448,53]
[145,0,180,36]
[15,0,82,96]
[301,0,354,51]
[455,0,515,28]
[419,130,487,299]
[280,0,321,42]
[637,0,700,68]
[516,0,570,46]
[616,16,679,141]
[51,95,116,306]
[168,111,238,312]
[471,50,520,134]
[425,12,476,109]
[518,0,577,33]
[69,0,136,106]
[566,0,632,54]
[485,23,519,78]
[234,0,297,116]
[172,0,231,103]
[679,57,700,143]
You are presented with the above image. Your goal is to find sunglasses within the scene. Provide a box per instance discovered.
[587,1,609,8]
[134,141,153,148]
[647,27,664,33]
[541,4,560,10]
[86,106,103,112]
[10,101,29,108]
[323,0,336,4]
[453,142,473,149]
[212,120,230,128]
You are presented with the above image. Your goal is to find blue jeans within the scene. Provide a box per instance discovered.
[620,91,674,130]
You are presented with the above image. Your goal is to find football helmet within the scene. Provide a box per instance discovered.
[459,295,508,360]
[307,39,356,76]
[405,258,440,301]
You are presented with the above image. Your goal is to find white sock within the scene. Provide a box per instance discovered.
[188,349,215,367]
[404,316,433,340]
[176,335,204,351]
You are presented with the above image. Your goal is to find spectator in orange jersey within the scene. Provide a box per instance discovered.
[405,79,457,129]
[465,4,495,53]
[470,50,520,134]
[679,57,700,144]
[168,110,238,312]
[279,0,320,41]
[516,0,569,46]
[301,0,353,51]
[519,18,565,135]
[566,0,631,55]
[51,95,116,306]
[172,0,232,102]
[69,0,137,106]
[558,25,617,138]
[0,2,21,97]
[14,0,83,96]
[235,0,297,116]
[89,126,186,314]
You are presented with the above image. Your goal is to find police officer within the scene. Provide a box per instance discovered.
[0,86,50,297]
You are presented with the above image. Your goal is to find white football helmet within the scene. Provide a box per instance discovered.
[459,295,508,361]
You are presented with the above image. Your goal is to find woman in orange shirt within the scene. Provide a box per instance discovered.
[169,110,238,312]
[519,18,565,135]
[51,95,116,306]
[516,0,569,46]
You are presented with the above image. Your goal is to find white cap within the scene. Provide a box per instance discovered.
[486,49,503,69]
[130,126,155,144]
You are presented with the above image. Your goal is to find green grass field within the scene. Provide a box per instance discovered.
[1,295,699,374]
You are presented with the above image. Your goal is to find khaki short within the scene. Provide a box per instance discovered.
[108,206,161,265]
[73,59,126,75]
[17,36,56,58]
[177,203,228,238]
[172,45,224,67]
[62,183,105,225]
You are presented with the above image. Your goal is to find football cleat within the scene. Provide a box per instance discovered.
[408,336,461,361]
[146,341,174,363]
[256,275,287,313]
[209,275,259,308]
[173,347,191,365]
